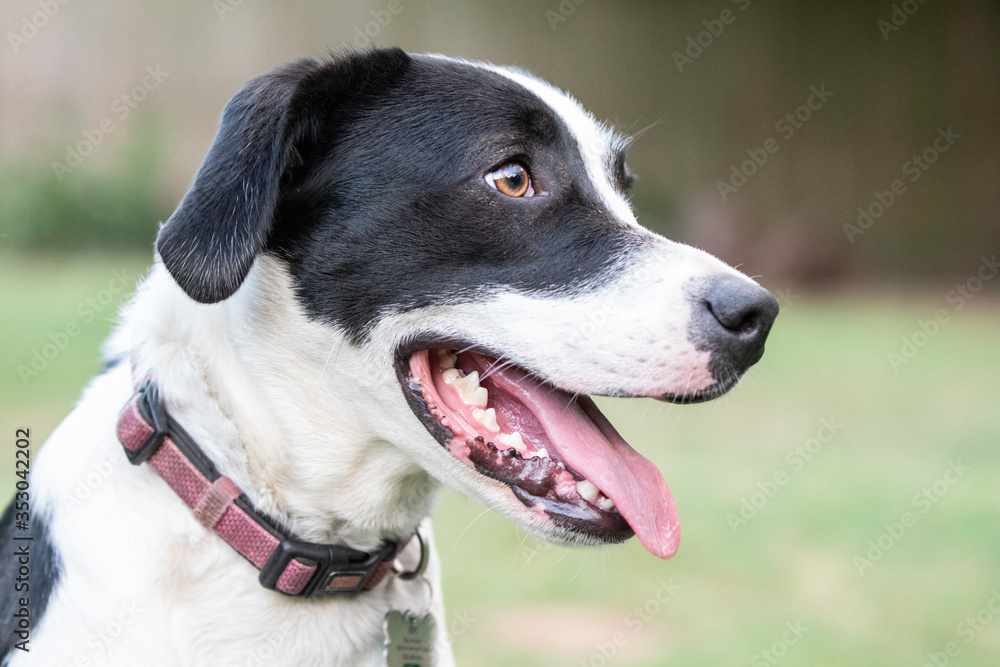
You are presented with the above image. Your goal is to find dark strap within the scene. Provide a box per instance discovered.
[116,381,402,597]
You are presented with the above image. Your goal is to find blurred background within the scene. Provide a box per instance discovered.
[2,1,998,665]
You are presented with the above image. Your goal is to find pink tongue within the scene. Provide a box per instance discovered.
[476,355,680,559]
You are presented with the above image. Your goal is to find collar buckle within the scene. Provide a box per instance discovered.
[126,382,169,465]
[260,538,398,598]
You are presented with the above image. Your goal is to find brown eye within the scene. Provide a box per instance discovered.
[486,163,533,198]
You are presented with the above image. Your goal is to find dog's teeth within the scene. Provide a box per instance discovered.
[497,431,527,453]
[535,447,549,459]
[468,386,488,408]
[437,349,458,369]
[576,479,599,502]
[598,497,616,512]
[472,407,500,432]
[452,370,479,394]
[445,369,488,407]
[557,461,565,469]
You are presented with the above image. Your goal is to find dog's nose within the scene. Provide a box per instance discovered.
[696,276,779,372]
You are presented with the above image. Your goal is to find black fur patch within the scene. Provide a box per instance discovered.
[267,54,642,341]
[154,48,643,340]
[0,502,61,663]
[157,49,413,304]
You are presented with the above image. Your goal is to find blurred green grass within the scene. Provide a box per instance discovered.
[2,253,999,666]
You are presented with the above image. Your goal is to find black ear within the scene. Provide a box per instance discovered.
[156,48,411,303]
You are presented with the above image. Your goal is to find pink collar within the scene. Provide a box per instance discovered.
[116,381,404,597]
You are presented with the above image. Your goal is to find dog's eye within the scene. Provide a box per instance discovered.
[486,163,534,198]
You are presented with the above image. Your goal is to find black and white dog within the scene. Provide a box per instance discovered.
[1,49,777,665]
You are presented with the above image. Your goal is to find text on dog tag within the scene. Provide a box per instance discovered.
[384,609,436,667]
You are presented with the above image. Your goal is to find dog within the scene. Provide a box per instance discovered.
[0,48,777,666]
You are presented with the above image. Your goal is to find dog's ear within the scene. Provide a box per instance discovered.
[156,48,411,303]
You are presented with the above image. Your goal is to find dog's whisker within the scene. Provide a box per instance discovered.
[451,505,497,552]
[548,550,569,570]
[622,116,666,146]
[639,398,652,423]
[308,340,342,404]
[480,356,517,382]
[613,545,630,569]
[510,531,532,572]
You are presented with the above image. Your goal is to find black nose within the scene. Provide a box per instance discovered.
[696,276,779,373]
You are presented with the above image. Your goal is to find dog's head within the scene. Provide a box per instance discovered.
[156,49,777,559]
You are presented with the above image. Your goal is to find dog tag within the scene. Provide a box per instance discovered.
[384,609,436,667]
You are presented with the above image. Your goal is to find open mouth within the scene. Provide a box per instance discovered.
[399,347,681,559]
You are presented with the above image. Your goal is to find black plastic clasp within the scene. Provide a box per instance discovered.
[126,382,169,465]
[259,539,397,598]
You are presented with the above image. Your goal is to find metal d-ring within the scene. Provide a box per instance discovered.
[393,528,429,581]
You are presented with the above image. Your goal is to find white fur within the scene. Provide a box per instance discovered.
[17,55,763,665]
[20,270,452,667]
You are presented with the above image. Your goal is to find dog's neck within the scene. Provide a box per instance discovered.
[115,258,438,550]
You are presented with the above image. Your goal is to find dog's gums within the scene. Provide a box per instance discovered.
[405,348,681,559]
